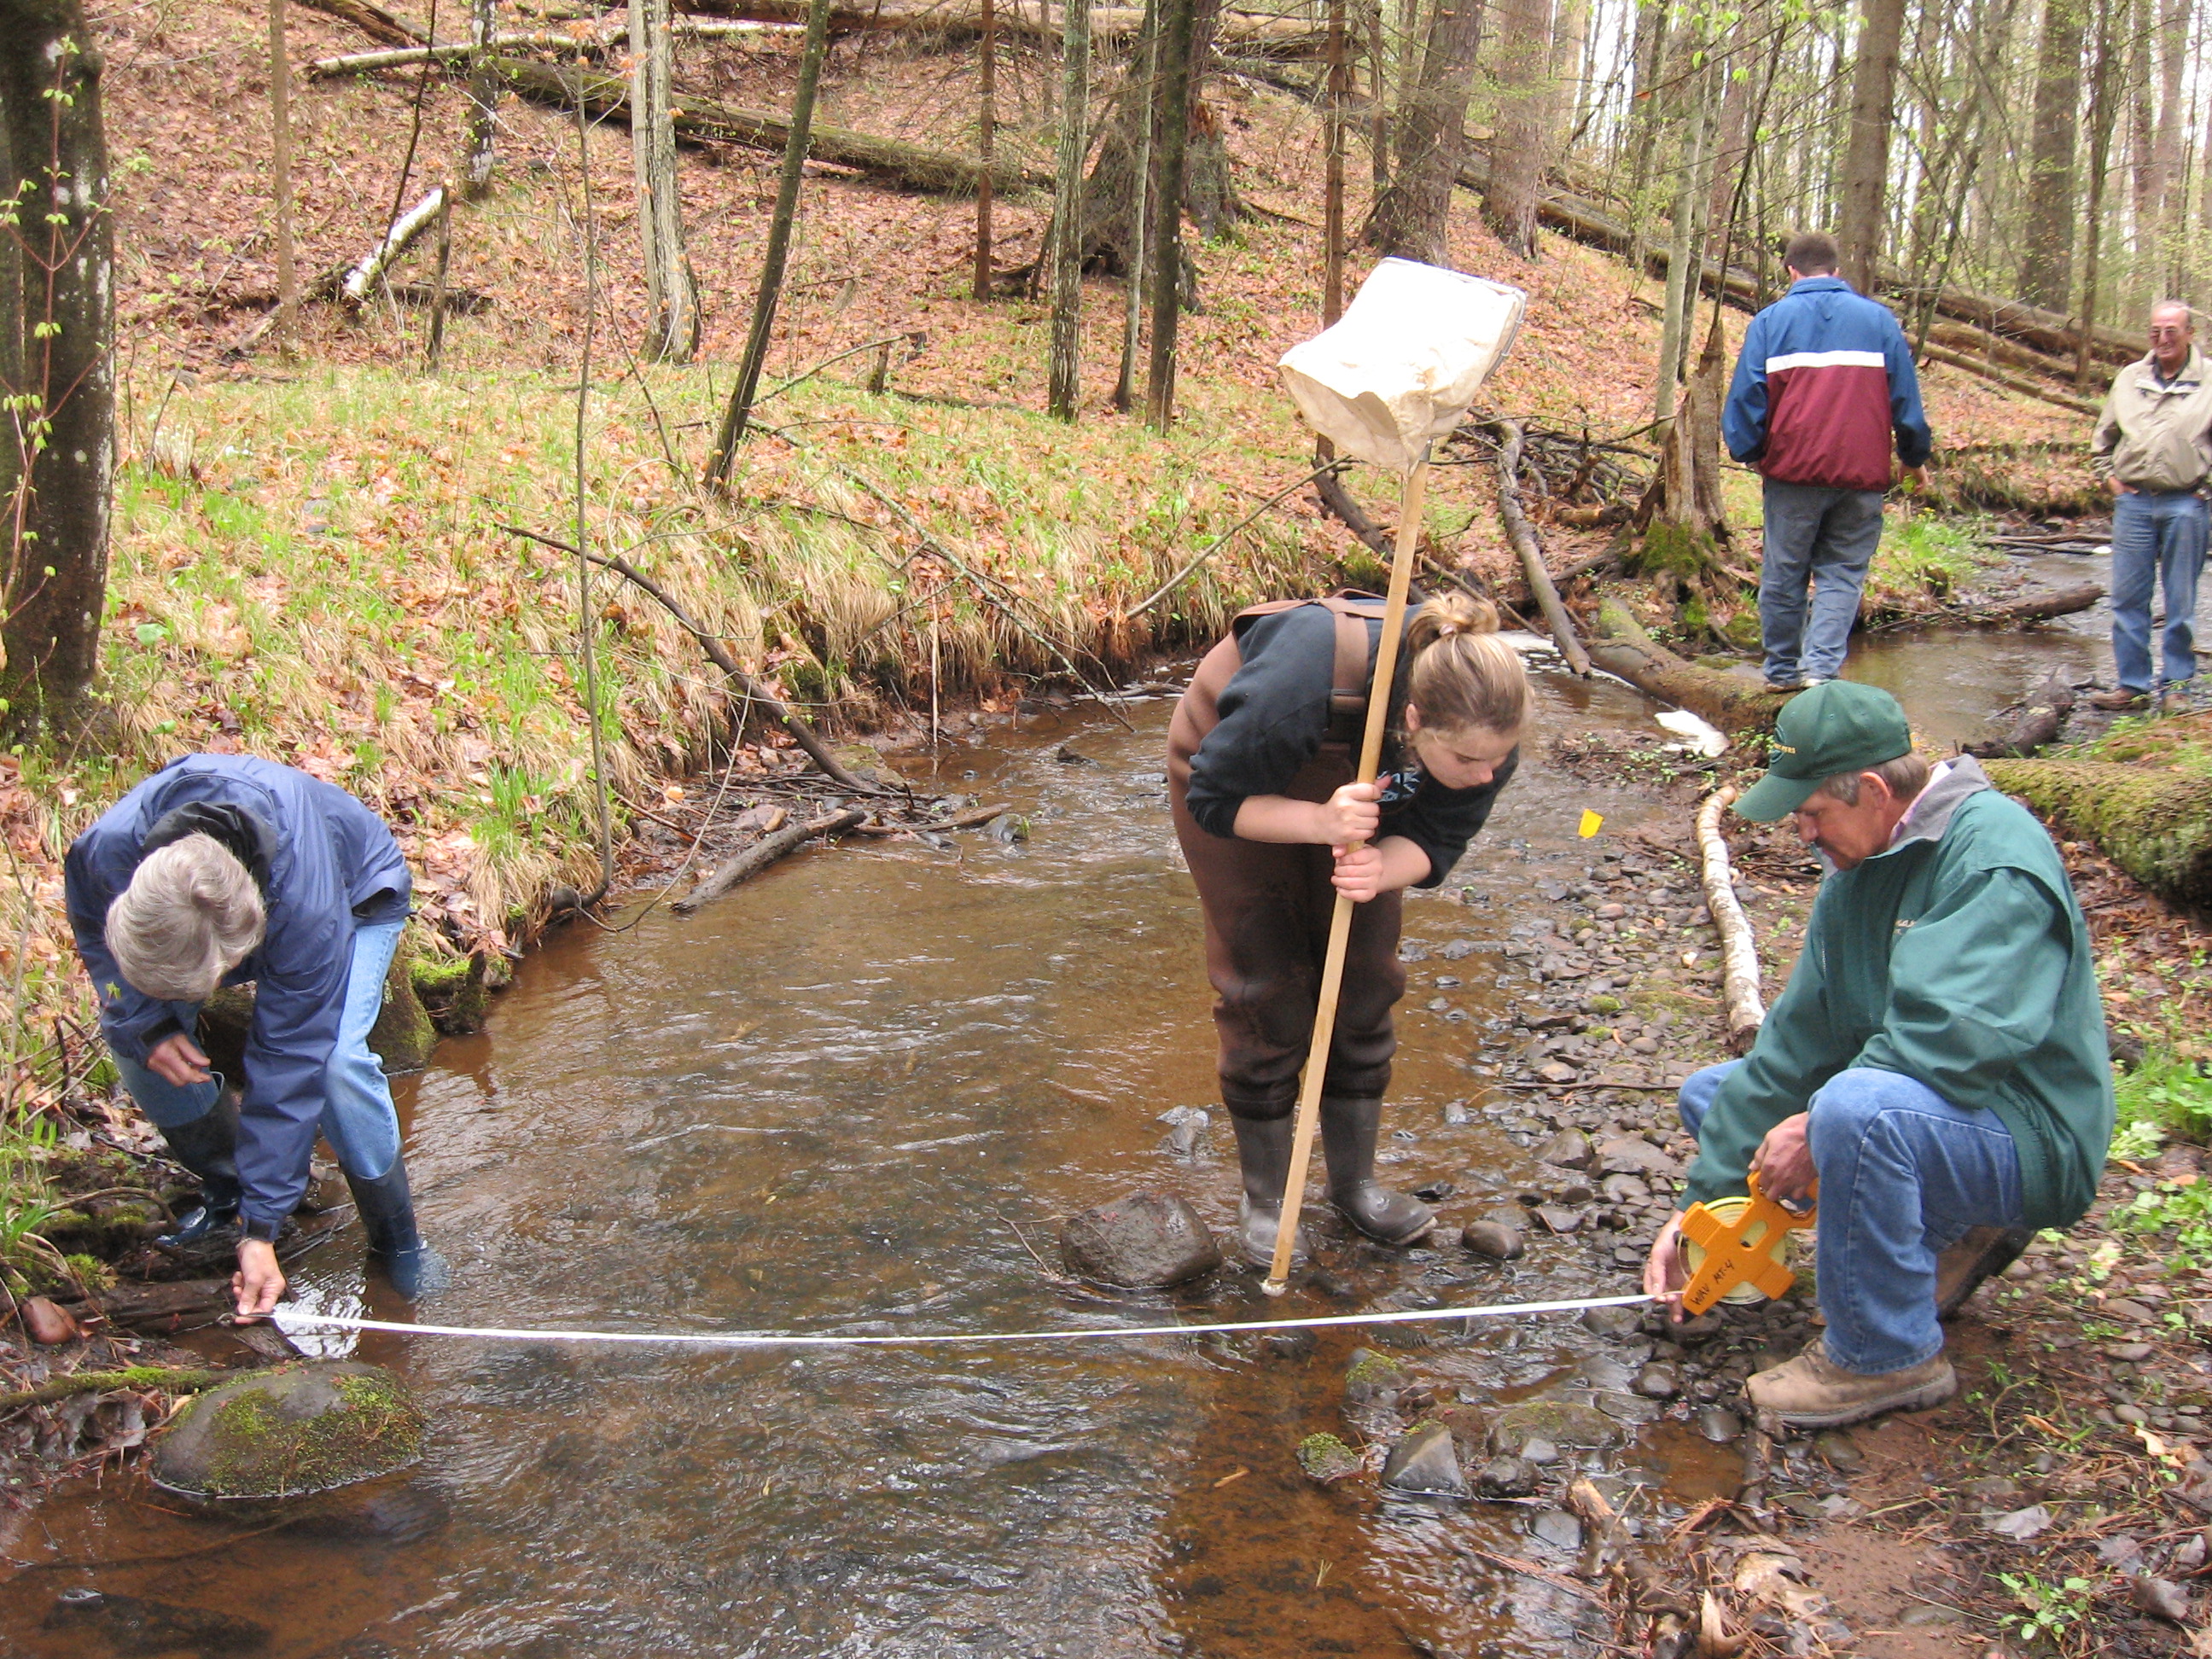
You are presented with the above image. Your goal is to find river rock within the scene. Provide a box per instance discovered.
[1059,1192,1222,1288]
[1155,1106,1210,1160]
[1476,1454,1540,1497]
[1530,1509,1584,1551]
[1381,1420,1468,1496]
[1425,1404,1490,1464]
[1491,1400,1621,1456]
[43,1588,271,1652]
[1633,1365,1679,1400]
[1579,1355,1637,1391]
[1344,1348,1412,1403]
[1297,1432,1363,1483]
[1813,1429,1863,1471]
[1535,1129,1594,1169]
[1596,1137,1679,1178]
[1461,1220,1525,1260]
[1536,1062,1579,1086]
[1697,1406,1743,1444]
[152,1362,426,1501]
[1534,1205,1582,1235]
[20,1296,79,1345]
[983,813,1028,844]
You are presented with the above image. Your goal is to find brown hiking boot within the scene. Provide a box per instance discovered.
[1744,1342,1956,1429]
[1934,1225,2033,1318]
[2089,687,2151,711]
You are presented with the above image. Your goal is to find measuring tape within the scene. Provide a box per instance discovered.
[276,1291,1655,1351]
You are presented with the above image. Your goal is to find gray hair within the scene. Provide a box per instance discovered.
[1812,751,1931,807]
[2151,300,2196,329]
[105,834,266,1002]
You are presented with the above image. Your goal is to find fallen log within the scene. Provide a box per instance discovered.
[96,1278,235,1334]
[296,0,423,46]
[673,807,866,911]
[1982,756,2212,911]
[1492,421,1590,675]
[1696,786,1765,1052]
[309,33,601,75]
[1586,593,1790,734]
[1949,580,2105,626]
[495,58,1045,195]
[0,1366,230,1416]
[1917,342,2100,416]
[846,801,1008,834]
[340,184,447,311]
[679,0,1326,54]
[1963,672,2075,760]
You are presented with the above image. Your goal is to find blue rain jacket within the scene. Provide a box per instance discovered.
[64,756,413,1229]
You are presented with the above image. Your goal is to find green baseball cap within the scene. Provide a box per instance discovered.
[1734,681,1913,821]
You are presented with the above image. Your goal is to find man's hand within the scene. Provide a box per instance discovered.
[2107,474,2133,498]
[146,1033,213,1088]
[232,1238,286,1321]
[1330,841,1386,904]
[1315,781,1382,847]
[1750,1111,1816,1203]
[1897,463,1927,492]
[1644,1213,1688,1320]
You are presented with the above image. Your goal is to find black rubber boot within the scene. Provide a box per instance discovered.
[1319,1094,1435,1246]
[345,1159,450,1298]
[154,1093,242,1249]
[1229,1113,1311,1270]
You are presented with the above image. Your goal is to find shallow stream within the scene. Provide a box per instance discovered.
[2,544,2186,1658]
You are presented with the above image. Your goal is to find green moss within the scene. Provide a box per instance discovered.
[1344,1350,1409,1388]
[1296,1432,1363,1481]
[1631,521,1722,579]
[196,1367,426,1499]
[1589,994,1624,1016]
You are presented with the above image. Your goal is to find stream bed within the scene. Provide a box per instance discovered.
[2,545,2184,1658]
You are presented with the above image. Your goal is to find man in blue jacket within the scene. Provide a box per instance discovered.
[65,755,445,1315]
[1723,231,1934,692]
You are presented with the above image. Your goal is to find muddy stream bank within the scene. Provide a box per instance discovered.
[0,550,2169,1658]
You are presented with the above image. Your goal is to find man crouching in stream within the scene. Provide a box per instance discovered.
[1644,682,2113,1428]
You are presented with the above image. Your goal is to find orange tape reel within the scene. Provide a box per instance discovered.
[1679,1169,1818,1315]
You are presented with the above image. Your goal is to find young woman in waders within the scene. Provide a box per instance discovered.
[1167,591,1528,1266]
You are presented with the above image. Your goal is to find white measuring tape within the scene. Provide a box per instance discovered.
[275,1292,1652,1350]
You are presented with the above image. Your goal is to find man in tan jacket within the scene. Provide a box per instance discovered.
[2089,300,2212,713]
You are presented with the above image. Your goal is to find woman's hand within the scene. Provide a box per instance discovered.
[147,1033,212,1087]
[1315,780,1382,847]
[1330,841,1386,903]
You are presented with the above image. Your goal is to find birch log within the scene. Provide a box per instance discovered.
[1697,785,1765,1052]
[673,808,864,911]
[340,184,449,309]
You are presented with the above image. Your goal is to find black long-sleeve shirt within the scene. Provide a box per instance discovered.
[1183,605,1518,887]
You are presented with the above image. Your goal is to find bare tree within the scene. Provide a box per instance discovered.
[1834,0,1904,292]
[1364,0,1482,262]
[2073,0,2117,380]
[1324,0,1348,320]
[1078,0,1236,273]
[2018,0,2084,311]
[632,0,699,361]
[1484,0,1556,258]
[1112,14,1152,410]
[1144,0,1196,428]
[1046,0,1091,418]
[270,0,298,352]
[975,0,996,300]
[0,0,112,739]
[460,0,500,200]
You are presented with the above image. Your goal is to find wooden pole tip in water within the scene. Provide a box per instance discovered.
[1261,1277,1289,1298]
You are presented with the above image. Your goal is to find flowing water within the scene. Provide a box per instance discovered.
[1,545,2183,1658]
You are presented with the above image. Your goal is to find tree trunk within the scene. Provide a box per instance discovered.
[1112,10,1152,408]
[705,0,834,480]
[1834,0,1903,294]
[1046,0,1091,418]
[975,0,995,299]
[1651,45,1713,421]
[2148,0,2184,282]
[1366,0,1388,186]
[2017,0,2084,311]
[1323,0,1346,321]
[2072,0,2115,384]
[1982,757,2212,911]
[632,0,700,361]
[1650,306,1730,541]
[1622,0,1671,279]
[1077,0,1226,273]
[1144,0,1197,429]
[1363,0,1483,263]
[0,0,113,741]
[460,0,500,199]
[1586,594,1791,731]
[270,0,298,352]
[1483,0,1554,258]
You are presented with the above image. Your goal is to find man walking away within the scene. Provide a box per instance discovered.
[2088,300,2212,714]
[1722,231,1933,693]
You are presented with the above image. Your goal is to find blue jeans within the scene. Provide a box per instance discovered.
[1678,1061,2024,1374]
[111,918,407,1181]
[2109,488,2207,695]
[1758,480,1886,685]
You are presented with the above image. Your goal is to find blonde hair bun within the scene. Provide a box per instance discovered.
[1402,591,1526,736]
[1405,591,1499,650]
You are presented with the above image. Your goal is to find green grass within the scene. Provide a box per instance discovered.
[1866,508,1998,608]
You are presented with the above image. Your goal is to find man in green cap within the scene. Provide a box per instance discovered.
[1644,681,2113,1427]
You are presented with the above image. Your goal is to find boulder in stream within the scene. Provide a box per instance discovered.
[1489,1399,1621,1457]
[1381,1420,1468,1496]
[152,1361,426,1502]
[1297,1432,1363,1483]
[1058,1191,1222,1289]
[43,1588,271,1654]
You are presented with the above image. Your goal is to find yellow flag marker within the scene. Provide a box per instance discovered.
[1578,810,1604,839]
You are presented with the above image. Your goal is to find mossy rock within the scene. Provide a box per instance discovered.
[1489,1398,1622,1456]
[1982,757,2212,911]
[409,948,492,1036]
[195,944,438,1075]
[1297,1432,1362,1483]
[152,1361,426,1501]
[1344,1347,1411,1402]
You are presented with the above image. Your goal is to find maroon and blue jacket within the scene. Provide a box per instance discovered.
[1722,275,1932,492]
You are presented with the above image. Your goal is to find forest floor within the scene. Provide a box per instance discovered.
[3,2,2199,1653]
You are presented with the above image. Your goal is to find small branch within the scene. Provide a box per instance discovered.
[672,807,864,912]
[1492,421,1592,676]
[1313,465,1391,554]
[0,1366,229,1416]
[496,522,873,793]
[340,184,449,310]
[1126,460,1344,616]
[1696,785,1764,1051]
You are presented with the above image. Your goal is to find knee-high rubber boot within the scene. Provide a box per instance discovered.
[345,1159,450,1298]
[1320,1094,1435,1245]
[1230,1113,1312,1270]
[154,1093,242,1249]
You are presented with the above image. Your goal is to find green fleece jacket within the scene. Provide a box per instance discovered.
[1680,757,2113,1231]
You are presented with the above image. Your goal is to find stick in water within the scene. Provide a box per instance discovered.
[1265,450,1430,1296]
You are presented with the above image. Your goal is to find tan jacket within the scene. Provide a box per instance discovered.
[2093,347,2212,492]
